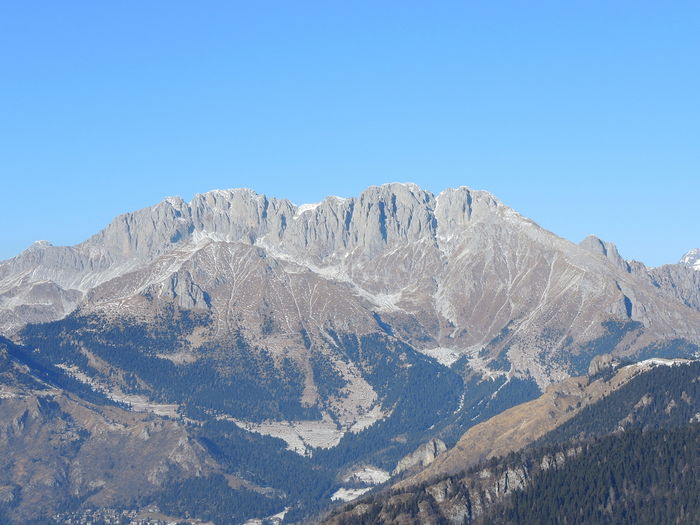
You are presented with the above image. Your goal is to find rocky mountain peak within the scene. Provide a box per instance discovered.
[28,240,54,249]
[680,248,700,271]
[579,235,631,273]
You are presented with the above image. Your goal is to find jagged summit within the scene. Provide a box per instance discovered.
[0,183,509,334]
[579,235,633,273]
[680,248,700,271]
[580,235,619,257]
[5,183,512,273]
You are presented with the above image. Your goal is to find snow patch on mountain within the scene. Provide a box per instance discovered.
[348,404,385,433]
[221,413,344,456]
[331,487,372,502]
[419,347,463,367]
[624,357,693,371]
[294,202,322,218]
[342,466,391,485]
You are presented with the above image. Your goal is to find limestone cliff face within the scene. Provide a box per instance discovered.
[392,439,447,476]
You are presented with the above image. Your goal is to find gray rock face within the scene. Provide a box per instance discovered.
[588,353,621,376]
[1,183,700,391]
[580,235,632,273]
[646,263,700,312]
[393,439,448,476]
[579,237,700,315]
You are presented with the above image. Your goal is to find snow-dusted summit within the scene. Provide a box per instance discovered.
[681,249,700,271]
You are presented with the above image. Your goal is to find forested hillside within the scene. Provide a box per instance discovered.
[482,425,699,525]
[322,361,700,525]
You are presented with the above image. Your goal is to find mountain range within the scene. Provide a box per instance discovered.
[0,183,698,523]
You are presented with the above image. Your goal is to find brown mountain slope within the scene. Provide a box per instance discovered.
[0,339,275,523]
[396,359,678,489]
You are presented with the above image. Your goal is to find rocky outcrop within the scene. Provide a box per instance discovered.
[392,438,447,476]
[588,353,621,376]
[580,235,633,273]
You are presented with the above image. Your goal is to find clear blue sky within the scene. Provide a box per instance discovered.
[1,1,698,266]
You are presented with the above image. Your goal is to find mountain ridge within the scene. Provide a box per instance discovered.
[3,183,700,390]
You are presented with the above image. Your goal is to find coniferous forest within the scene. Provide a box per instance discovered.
[482,425,700,525]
